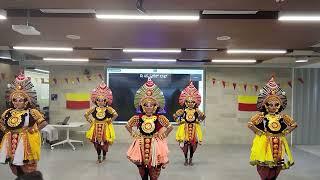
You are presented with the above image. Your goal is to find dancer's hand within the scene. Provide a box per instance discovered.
[87,118,94,124]
[131,131,140,139]
[106,118,112,124]
[176,109,184,117]
[196,109,206,119]
[282,129,290,136]
[28,127,37,134]
[3,128,9,134]
[256,131,264,136]
[156,132,167,140]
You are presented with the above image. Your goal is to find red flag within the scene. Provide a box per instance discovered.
[76,77,80,83]
[232,83,237,90]
[288,81,292,88]
[222,80,226,88]
[298,78,304,84]
[244,84,247,92]
[254,85,259,92]
[65,78,69,84]
[53,78,57,84]
[212,78,216,86]
[66,93,90,109]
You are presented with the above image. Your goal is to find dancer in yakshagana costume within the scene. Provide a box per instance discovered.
[174,81,205,166]
[0,73,47,177]
[248,77,297,180]
[126,78,173,180]
[85,82,118,163]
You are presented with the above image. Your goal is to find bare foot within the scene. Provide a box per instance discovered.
[184,158,188,166]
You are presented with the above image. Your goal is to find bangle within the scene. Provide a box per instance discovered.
[131,131,139,138]
[29,128,35,133]
[283,129,290,135]
[163,132,168,138]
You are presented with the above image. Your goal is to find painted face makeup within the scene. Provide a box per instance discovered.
[185,97,196,109]
[265,100,281,114]
[96,96,107,107]
[12,94,27,110]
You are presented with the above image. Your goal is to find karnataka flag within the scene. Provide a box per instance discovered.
[237,95,258,111]
[65,93,90,109]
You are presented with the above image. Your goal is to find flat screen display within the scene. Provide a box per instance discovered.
[106,68,204,123]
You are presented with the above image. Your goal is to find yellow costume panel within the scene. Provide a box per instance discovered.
[176,122,203,142]
[250,134,294,169]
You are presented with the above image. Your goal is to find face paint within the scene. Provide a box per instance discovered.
[12,94,27,110]
[185,97,196,109]
[265,100,281,114]
[142,99,157,115]
[96,96,107,107]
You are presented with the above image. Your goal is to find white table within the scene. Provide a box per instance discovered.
[48,122,86,151]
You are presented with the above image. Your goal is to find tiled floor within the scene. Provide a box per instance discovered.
[1,143,320,180]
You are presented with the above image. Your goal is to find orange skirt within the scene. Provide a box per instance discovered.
[127,136,169,167]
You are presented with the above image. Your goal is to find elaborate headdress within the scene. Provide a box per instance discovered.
[134,78,165,112]
[256,76,287,111]
[6,73,37,107]
[91,81,113,105]
[179,81,201,106]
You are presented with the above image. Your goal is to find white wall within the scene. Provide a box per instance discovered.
[205,67,292,144]
[25,70,49,110]
[49,66,292,144]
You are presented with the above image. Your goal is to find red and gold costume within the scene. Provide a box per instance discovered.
[126,78,173,180]
[248,77,297,180]
[84,82,117,163]
[174,81,205,166]
[0,73,47,177]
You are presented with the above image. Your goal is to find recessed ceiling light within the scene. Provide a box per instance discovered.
[96,14,199,21]
[295,59,309,63]
[211,59,257,63]
[279,15,320,21]
[202,10,258,15]
[0,9,7,20]
[40,9,96,14]
[43,58,88,61]
[66,35,80,40]
[124,48,181,53]
[132,58,176,62]
[227,49,287,54]
[96,11,199,21]
[0,56,11,60]
[216,36,231,41]
[278,12,320,22]
[13,46,73,51]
